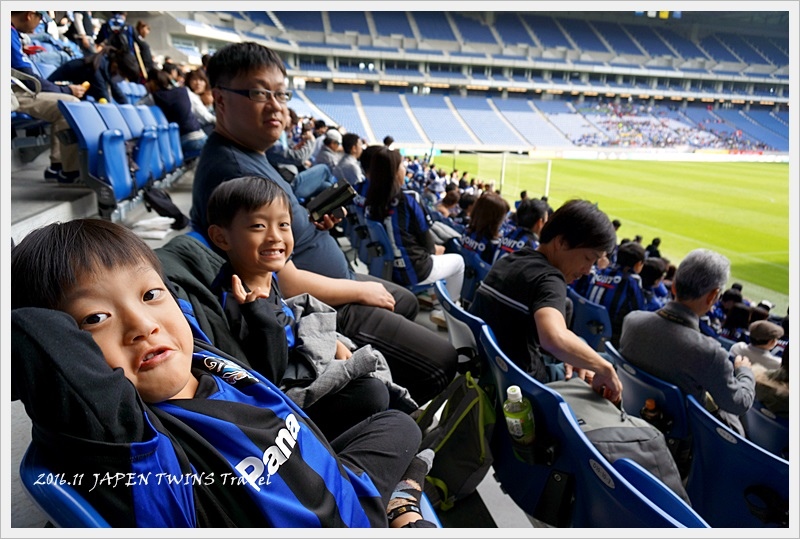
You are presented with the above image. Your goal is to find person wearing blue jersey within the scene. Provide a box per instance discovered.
[11,10,85,183]
[205,176,416,440]
[11,219,435,528]
[364,146,465,303]
[461,191,509,266]
[572,241,646,348]
[499,197,549,258]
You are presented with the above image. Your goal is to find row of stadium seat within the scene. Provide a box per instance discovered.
[56,101,191,221]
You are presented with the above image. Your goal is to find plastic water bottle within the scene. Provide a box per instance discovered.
[503,385,535,462]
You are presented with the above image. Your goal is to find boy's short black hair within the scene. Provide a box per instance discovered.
[207,176,291,229]
[515,198,548,229]
[207,42,286,89]
[539,199,616,255]
[341,133,360,154]
[616,241,646,269]
[11,219,165,311]
[640,257,667,288]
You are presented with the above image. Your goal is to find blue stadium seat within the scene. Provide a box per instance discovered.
[94,103,157,190]
[20,444,111,528]
[363,219,432,296]
[57,100,136,217]
[136,105,175,174]
[147,105,185,167]
[684,394,789,527]
[457,244,491,310]
[433,279,486,376]
[605,342,691,458]
[479,325,709,528]
[742,400,789,460]
[566,286,612,352]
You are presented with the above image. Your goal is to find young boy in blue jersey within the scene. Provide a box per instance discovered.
[11,219,435,528]
[205,176,416,441]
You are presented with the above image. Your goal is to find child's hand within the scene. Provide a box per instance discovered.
[335,339,352,359]
[232,274,269,304]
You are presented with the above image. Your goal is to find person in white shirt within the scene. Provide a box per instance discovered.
[729,320,784,370]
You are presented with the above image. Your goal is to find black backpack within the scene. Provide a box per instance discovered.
[142,186,190,230]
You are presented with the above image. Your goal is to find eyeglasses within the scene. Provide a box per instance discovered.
[218,86,292,103]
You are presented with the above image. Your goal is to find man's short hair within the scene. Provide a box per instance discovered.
[341,133,360,154]
[207,42,286,89]
[515,198,548,229]
[673,249,730,301]
[616,242,646,269]
[539,199,616,255]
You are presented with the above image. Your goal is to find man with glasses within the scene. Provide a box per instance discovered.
[188,42,457,406]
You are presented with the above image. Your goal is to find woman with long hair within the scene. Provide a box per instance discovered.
[365,147,464,321]
[461,191,510,265]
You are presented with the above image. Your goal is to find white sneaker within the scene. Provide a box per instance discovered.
[430,309,448,330]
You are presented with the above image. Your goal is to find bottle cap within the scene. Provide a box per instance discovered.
[507,385,523,403]
[644,398,656,410]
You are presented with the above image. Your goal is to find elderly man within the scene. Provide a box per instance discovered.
[188,41,456,404]
[619,249,755,435]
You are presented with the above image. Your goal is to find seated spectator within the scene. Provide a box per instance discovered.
[709,287,743,331]
[365,146,465,315]
[184,68,216,131]
[47,46,141,104]
[620,249,755,435]
[752,344,789,418]
[771,313,789,357]
[639,256,668,312]
[469,199,622,399]
[644,237,662,258]
[64,10,96,55]
[718,301,752,343]
[314,129,343,169]
[573,241,646,347]
[461,192,509,266]
[452,193,476,230]
[333,132,364,186]
[514,190,529,210]
[206,176,416,440]
[12,10,86,183]
[500,197,549,256]
[730,320,784,370]
[145,67,208,156]
[435,190,460,220]
[189,41,457,405]
[11,219,436,528]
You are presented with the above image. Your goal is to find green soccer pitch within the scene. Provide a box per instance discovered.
[438,153,790,314]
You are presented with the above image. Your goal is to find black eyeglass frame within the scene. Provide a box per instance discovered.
[217,86,292,103]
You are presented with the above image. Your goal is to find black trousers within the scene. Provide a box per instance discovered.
[338,273,458,405]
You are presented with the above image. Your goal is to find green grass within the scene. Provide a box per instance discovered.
[439,153,790,313]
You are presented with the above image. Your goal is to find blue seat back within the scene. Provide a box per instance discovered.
[57,100,135,203]
[743,401,789,459]
[434,279,486,374]
[459,246,491,309]
[20,444,111,528]
[567,286,612,351]
[605,342,690,440]
[364,219,431,295]
[137,105,173,175]
[94,103,157,190]
[684,394,789,527]
[148,105,184,167]
[480,325,708,528]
